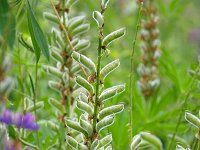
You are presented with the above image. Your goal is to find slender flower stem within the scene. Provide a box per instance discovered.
[129,2,143,143]
[93,37,102,133]
[168,67,200,149]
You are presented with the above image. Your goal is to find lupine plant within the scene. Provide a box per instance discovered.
[65,0,126,149]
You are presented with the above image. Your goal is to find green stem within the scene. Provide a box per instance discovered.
[129,2,143,143]
[168,67,199,149]
[93,37,102,133]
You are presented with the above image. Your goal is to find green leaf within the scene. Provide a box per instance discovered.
[27,1,49,62]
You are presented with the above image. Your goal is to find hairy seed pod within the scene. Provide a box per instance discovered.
[66,120,88,137]
[43,65,63,78]
[78,143,88,150]
[93,11,104,28]
[50,47,64,63]
[176,145,189,150]
[66,135,78,149]
[48,80,61,92]
[102,27,126,47]
[100,59,120,81]
[98,104,124,120]
[48,98,65,114]
[131,135,141,150]
[71,63,80,74]
[62,72,69,85]
[47,121,59,132]
[72,51,96,73]
[185,112,200,129]
[105,145,112,150]
[43,12,59,24]
[26,101,44,112]
[101,0,110,10]
[77,100,93,116]
[98,134,112,149]
[65,0,78,9]
[80,117,93,136]
[71,24,90,37]
[91,139,99,150]
[68,16,85,32]
[96,115,114,132]
[140,132,163,150]
[98,84,125,102]
[79,92,88,103]
[76,76,94,94]
[74,40,90,52]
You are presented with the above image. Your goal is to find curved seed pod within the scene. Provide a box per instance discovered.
[74,40,90,52]
[105,145,112,150]
[76,76,94,94]
[102,27,126,47]
[176,145,190,150]
[72,51,96,73]
[68,16,85,32]
[93,11,104,28]
[140,132,163,150]
[43,12,59,24]
[78,143,88,150]
[101,0,110,10]
[131,135,141,150]
[70,38,79,47]
[91,139,99,150]
[71,24,90,37]
[99,84,125,102]
[98,134,112,148]
[98,104,124,120]
[26,101,44,112]
[48,98,65,114]
[66,120,88,137]
[43,65,63,78]
[62,72,69,85]
[96,116,114,132]
[77,100,93,116]
[24,97,31,110]
[0,77,14,96]
[185,112,200,129]
[79,92,88,103]
[100,59,120,81]
[47,121,59,132]
[71,63,80,74]
[65,0,78,9]
[66,135,78,149]
[80,117,92,136]
[48,80,61,92]
[50,47,64,63]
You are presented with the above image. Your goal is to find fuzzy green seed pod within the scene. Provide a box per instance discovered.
[43,65,63,79]
[91,139,99,150]
[79,92,88,103]
[48,80,61,92]
[68,16,85,32]
[98,134,112,149]
[66,135,78,149]
[80,117,93,136]
[76,100,93,116]
[105,145,112,150]
[93,11,104,28]
[62,72,69,85]
[140,132,163,150]
[78,143,88,150]
[101,0,110,10]
[43,12,59,24]
[48,98,65,114]
[47,121,59,132]
[50,47,64,63]
[74,40,90,52]
[100,59,120,81]
[185,112,200,129]
[76,76,94,94]
[131,135,141,150]
[66,120,88,137]
[96,116,114,132]
[102,27,126,47]
[72,51,96,73]
[98,104,124,120]
[65,0,78,9]
[98,84,125,102]
[71,24,90,37]
[26,101,44,112]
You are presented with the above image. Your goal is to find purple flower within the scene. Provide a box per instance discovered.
[14,113,39,131]
[0,109,13,125]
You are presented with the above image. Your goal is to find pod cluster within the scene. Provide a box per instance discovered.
[65,0,126,149]
[137,1,161,99]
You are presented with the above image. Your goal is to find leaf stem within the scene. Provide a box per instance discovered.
[129,2,143,143]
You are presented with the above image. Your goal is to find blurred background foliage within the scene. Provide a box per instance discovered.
[2,0,200,149]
